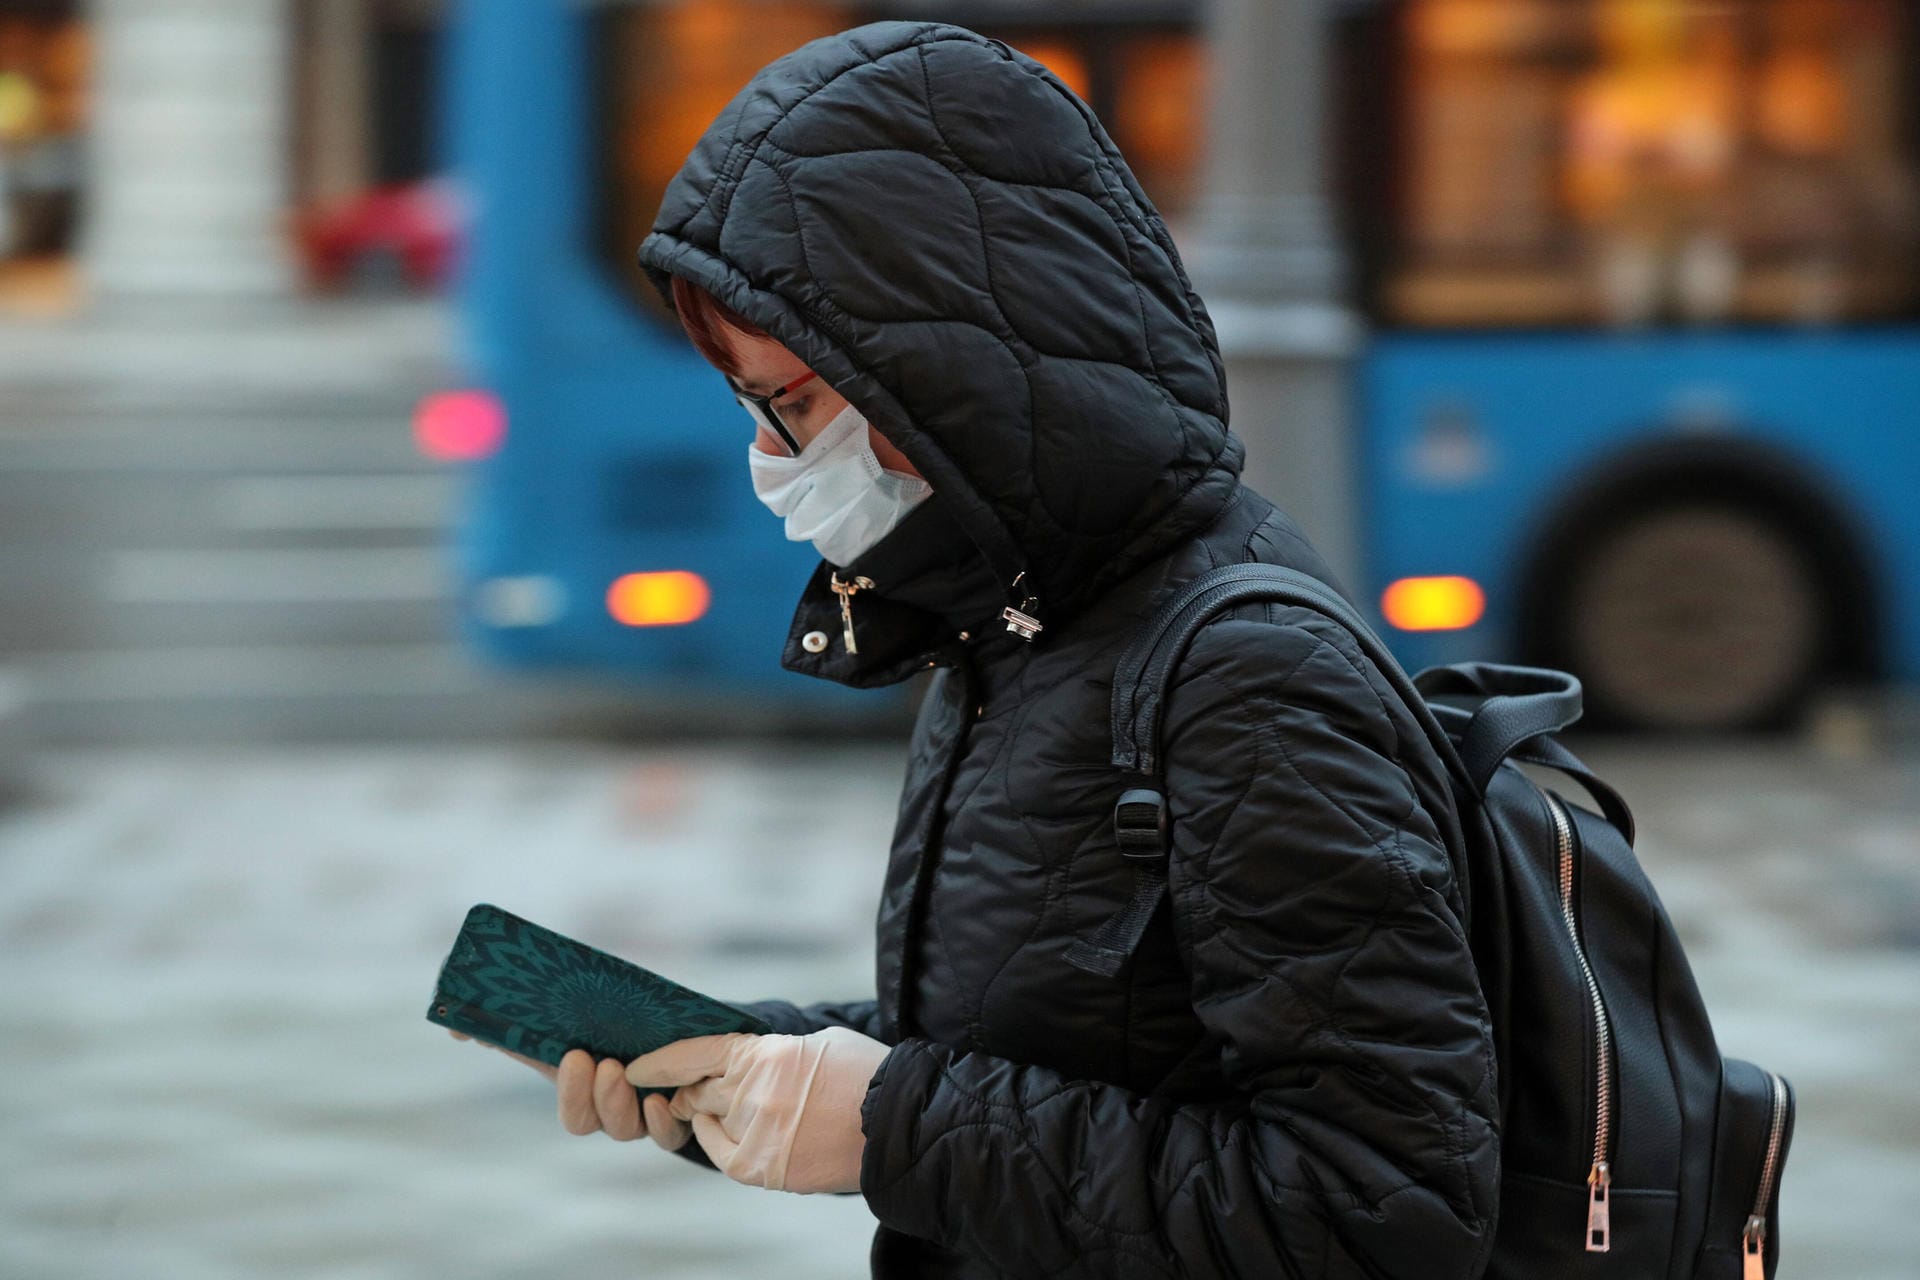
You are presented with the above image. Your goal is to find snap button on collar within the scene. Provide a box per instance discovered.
[801,630,829,653]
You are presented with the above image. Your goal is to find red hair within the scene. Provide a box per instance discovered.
[669,275,769,376]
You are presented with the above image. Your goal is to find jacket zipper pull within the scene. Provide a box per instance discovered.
[1585,1160,1611,1252]
[1000,570,1043,641]
[1742,1215,1766,1280]
[829,572,875,655]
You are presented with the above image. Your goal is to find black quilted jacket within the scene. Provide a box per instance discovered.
[635,21,1500,1280]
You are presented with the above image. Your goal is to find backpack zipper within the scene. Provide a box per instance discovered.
[1546,791,1616,1253]
[1741,1069,1789,1280]
[828,572,875,655]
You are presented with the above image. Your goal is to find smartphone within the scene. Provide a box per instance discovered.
[427,902,772,1097]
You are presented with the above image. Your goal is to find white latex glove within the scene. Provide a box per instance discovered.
[625,1026,892,1194]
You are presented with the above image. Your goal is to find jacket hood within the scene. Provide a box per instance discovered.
[637,20,1244,676]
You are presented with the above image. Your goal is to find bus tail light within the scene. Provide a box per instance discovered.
[607,571,710,627]
[1382,575,1485,631]
[414,389,506,460]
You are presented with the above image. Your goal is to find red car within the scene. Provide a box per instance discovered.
[296,178,459,292]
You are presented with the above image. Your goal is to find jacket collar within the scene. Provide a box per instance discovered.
[777,491,1019,688]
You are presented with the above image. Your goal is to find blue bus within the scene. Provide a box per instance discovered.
[437,0,1919,731]
[1342,0,1920,730]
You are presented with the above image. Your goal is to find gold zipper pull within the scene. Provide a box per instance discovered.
[828,572,875,655]
[1742,1214,1766,1280]
[1585,1160,1611,1252]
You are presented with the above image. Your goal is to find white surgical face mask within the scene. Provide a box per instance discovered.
[746,403,932,567]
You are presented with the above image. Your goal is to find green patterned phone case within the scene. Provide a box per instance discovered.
[428,903,772,1098]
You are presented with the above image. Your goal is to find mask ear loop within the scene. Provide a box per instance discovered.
[742,404,869,503]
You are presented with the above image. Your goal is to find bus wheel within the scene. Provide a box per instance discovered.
[1551,502,1828,733]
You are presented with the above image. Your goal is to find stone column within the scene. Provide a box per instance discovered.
[299,0,373,208]
[1185,0,1363,596]
[79,0,298,300]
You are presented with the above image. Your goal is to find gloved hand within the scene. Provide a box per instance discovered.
[446,1028,694,1152]
[625,1026,893,1194]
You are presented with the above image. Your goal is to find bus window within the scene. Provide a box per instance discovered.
[594,1,849,325]
[593,1,1209,323]
[1110,31,1207,221]
[1375,0,1920,329]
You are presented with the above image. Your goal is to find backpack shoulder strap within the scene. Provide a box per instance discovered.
[1065,562,1475,978]
[1112,563,1475,788]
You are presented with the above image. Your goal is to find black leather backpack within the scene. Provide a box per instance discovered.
[1071,562,1796,1279]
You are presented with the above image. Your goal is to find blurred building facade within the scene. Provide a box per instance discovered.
[0,0,484,747]
[0,0,448,311]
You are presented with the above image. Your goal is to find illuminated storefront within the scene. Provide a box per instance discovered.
[595,0,1207,320]
[1365,0,1919,328]
[0,0,86,307]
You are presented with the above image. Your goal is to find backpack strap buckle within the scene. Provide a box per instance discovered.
[1113,787,1167,861]
[1066,783,1172,979]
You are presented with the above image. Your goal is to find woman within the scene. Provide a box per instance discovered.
[456,21,1500,1280]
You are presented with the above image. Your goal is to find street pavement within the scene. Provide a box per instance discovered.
[0,733,1914,1280]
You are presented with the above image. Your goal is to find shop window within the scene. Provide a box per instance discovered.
[595,0,1207,326]
[1374,0,1920,328]
[0,3,87,264]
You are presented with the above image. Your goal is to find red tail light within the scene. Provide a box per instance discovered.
[414,390,506,461]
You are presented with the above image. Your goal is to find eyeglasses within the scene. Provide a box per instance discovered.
[727,370,820,458]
